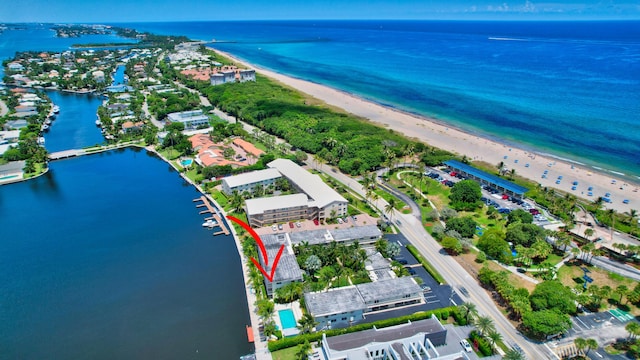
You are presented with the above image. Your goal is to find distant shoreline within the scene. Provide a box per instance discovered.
[211,47,639,212]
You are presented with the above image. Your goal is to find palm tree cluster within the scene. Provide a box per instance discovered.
[574,337,598,357]
[294,241,369,290]
[458,302,502,354]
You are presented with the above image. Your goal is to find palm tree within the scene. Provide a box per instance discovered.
[263,320,277,339]
[459,302,478,324]
[502,348,526,360]
[556,232,572,252]
[295,340,312,360]
[474,315,495,337]
[615,285,629,304]
[574,337,587,355]
[384,198,397,222]
[625,321,640,340]
[605,208,616,241]
[485,330,502,353]
[584,227,595,241]
[255,299,275,322]
[585,338,598,356]
[296,313,318,334]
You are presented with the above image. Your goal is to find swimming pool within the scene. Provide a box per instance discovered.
[0,174,19,181]
[180,159,193,167]
[278,309,296,330]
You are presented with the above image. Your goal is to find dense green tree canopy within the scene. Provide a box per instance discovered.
[530,281,577,314]
[449,180,482,210]
[522,310,571,340]
[445,216,477,238]
[507,209,534,225]
[477,229,512,263]
[505,222,545,247]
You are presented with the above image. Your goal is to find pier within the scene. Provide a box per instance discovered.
[193,196,230,236]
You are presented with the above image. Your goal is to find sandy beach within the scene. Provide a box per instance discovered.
[213,49,639,214]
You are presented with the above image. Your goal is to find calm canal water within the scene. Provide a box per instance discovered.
[2,72,252,359]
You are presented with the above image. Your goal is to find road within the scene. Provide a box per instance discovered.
[305,161,557,359]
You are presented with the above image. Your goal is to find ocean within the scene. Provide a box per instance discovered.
[120,20,640,179]
[0,27,252,359]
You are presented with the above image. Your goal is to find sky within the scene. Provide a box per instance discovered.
[1,0,639,23]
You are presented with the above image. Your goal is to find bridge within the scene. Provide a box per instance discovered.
[48,142,143,161]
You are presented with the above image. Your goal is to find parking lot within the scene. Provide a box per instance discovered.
[425,167,551,225]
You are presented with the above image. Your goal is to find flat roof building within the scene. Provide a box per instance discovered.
[221,168,281,195]
[268,158,348,220]
[257,233,304,297]
[305,277,423,329]
[320,316,461,360]
[245,194,312,227]
[166,109,209,130]
[444,159,528,199]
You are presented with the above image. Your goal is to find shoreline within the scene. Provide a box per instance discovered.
[212,48,639,213]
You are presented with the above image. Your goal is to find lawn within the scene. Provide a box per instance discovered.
[271,346,298,360]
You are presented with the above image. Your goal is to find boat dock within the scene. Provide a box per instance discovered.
[193,196,229,236]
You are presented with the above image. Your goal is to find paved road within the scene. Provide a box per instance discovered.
[305,161,556,359]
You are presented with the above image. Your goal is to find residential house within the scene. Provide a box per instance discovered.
[166,110,209,129]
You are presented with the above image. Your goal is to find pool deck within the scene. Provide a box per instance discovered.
[274,301,303,337]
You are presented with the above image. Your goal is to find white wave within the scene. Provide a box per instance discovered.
[488,37,530,42]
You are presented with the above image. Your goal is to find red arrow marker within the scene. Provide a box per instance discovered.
[226,215,285,282]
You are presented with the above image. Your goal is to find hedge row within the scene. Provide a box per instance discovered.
[406,244,446,284]
[267,306,462,352]
[469,330,494,356]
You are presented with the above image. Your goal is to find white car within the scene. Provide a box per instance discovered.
[272,225,277,231]
[460,339,473,353]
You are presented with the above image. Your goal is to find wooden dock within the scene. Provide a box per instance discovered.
[193,196,229,236]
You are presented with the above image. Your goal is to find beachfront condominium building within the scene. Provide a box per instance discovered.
[238,69,256,82]
[221,168,281,195]
[267,159,348,220]
[166,110,209,129]
[257,233,304,297]
[304,277,423,330]
[318,315,464,360]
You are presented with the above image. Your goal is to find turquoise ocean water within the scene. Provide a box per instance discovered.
[122,20,640,179]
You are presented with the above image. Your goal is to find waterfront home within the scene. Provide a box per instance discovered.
[7,62,24,71]
[121,121,144,133]
[0,130,21,143]
[166,110,209,129]
[92,70,105,82]
[245,193,312,228]
[256,233,304,297]
[318,316,464,360]
[3,120,28,130]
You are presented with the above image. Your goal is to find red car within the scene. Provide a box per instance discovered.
[313,219,319,226]
[289,222,294,228]
[502,194,509,200]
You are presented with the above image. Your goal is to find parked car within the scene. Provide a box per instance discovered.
[271,225,277,231]
[313,219,319,225]
[289,222,294,228]
[460,339,473,353]
[295,222,302,228]
[278,223,283,230]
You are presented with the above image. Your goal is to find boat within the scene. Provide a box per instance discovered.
[37,137,45,145]
[202,219,217,228]
[52,105,60,113]
[41,124,49,131]
[44,119,51,125]
[95,119,102,127]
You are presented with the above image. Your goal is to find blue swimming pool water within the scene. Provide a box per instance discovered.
[181,159,193,166]
[0,174,19,180]
[278,309,296,329]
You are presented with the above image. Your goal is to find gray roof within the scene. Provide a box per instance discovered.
[325,317,446,352]
[222,168,281,189]
[258,234,303,283]
[356,277,421,304]
[245,193,309,216]
[0,161,25,175]
[287,225,382,247]
[305,286,366,317]
[331,226,382,242]
[365,250,392,270]
[268,158,347,209]
[289,229,333,246]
